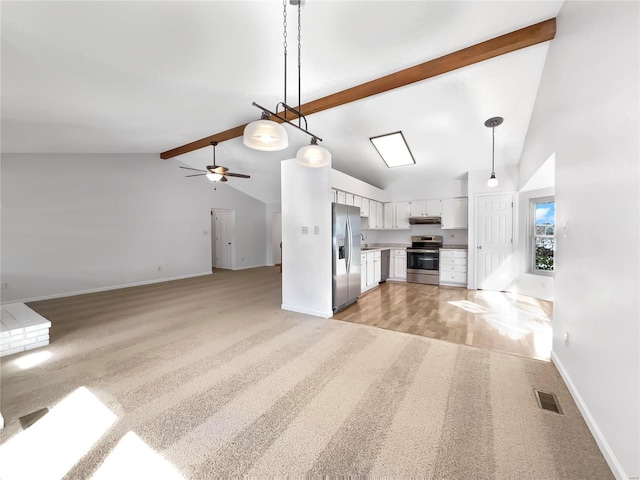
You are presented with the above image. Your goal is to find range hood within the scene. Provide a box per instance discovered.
[409,216,441,225]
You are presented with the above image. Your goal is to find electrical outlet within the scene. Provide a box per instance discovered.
[157,266,162,272]
[563,331,569,346]
[301,226,309,235]
[1,283,8,289]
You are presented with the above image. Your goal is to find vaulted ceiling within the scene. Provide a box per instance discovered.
[1,1,564,204]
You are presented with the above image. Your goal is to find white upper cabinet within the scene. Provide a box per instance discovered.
[369,201,384,229]
[345,193,354,206]
[410,199,442,217]
[384,201,410,229]
[395,201,410,228]
[360,198,370,217]
[337,190,346,205]
[441,197,468,229]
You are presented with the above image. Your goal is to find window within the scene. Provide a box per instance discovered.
[531,197,555,273]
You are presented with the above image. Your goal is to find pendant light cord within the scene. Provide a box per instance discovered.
[491,126,495,174]
[282,0,288,118]
[297,1,302,127]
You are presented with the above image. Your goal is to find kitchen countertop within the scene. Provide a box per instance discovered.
[360,243,409,252]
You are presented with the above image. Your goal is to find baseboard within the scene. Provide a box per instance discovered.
[1,271,213,304]
[233,264,269,271]
[281,304,332,319]
[551,351,628,480]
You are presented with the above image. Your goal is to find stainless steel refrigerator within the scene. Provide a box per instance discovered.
[332,203,361,313]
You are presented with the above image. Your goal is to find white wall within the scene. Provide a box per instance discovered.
[385,176,468,202]
[1,153,267,302]
[281,159,332,317]
[518,3,639,478]
[330,169,390,202]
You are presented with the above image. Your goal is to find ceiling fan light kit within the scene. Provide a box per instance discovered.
[245,0,330,167]
[484,116,503,188]
[179,141,250,184]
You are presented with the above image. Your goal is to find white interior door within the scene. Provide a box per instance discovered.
[214,209,235,270]
[272,212,282,265]
[476,193,514,290]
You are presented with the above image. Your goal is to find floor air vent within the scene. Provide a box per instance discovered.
[534,389,563,414]
[19,407,49,430]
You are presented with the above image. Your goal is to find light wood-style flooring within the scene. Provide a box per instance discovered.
[333,281,553,361]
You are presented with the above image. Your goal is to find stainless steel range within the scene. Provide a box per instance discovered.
[406,235,443,285]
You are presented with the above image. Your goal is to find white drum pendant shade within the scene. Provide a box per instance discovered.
[296,141,331,168]
[243,119,288,151]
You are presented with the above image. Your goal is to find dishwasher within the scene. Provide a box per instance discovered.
[380,249,390,282]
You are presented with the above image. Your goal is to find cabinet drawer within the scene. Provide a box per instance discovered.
[440,272,467,284]
[392,249,406,257]
[440,257,467,266]
[440,264,466,273]
[440,249,467,258]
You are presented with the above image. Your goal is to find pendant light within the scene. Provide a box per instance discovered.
[485,116,503,187]
[296,137,331,167]
[243,111,288,151]
[245,0,330,167]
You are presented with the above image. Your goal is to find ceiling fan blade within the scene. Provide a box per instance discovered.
[185,173,206,177]
[224,172,251,178]
[179,166,206,173]
[206,165,228,174]
[220,176,228,182]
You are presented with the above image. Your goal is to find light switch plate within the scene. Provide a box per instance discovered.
[314,226,320,235]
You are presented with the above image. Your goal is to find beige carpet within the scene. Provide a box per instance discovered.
[0,267,612,479]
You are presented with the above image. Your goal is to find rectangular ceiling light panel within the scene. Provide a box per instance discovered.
[370,131,416,168]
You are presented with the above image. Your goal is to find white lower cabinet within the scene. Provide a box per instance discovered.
[366,252,375,288]
[391,248,407,280]
[361,250,383,292]
[439,249,467,287]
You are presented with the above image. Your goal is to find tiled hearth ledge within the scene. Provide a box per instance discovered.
[1,303,51,358]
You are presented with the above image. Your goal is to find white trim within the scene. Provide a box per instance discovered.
[281,304,332,319]
[1,271,213,305]
[233,264,269,271]
[551,351,627,480]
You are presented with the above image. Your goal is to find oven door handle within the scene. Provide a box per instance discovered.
[407,249,439,253]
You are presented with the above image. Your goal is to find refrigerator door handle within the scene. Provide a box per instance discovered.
[346,215,352,274]
[345,216,350,273]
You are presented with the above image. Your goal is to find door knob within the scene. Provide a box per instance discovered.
[477,245,483,249]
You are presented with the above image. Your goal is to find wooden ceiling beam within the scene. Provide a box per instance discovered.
[160,17,556,160]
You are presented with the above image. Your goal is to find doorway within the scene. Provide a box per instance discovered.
[475,193,514,290]
[212,209,235,270]
[271,212,282,266]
